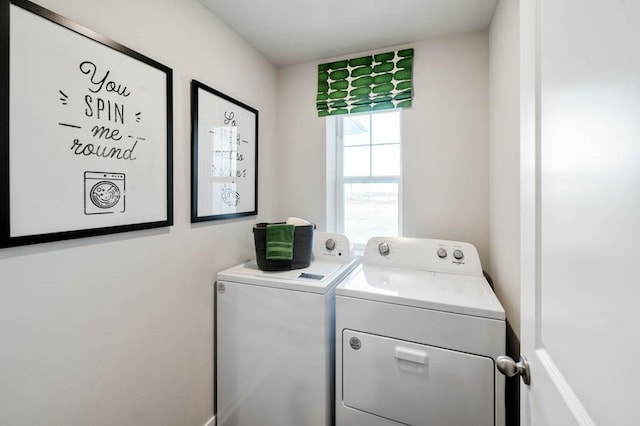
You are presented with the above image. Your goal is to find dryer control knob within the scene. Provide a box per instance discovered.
[325,238,336,251]
[437,248,447,259]
[378,242,391,256]
[453,249,464,260]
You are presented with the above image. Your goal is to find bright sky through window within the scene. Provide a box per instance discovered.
[336,111,401,246]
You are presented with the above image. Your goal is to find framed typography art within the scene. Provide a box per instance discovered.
[0,0,173,248]
[191,80,258,222]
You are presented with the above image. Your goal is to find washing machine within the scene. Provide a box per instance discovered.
[84,171,126,215]
[216,232,358,426]
[335,237,506,426]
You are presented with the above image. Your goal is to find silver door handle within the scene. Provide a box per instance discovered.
[496,355,531,385]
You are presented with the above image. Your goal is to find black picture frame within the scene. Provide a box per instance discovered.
[0,0,173,248]
[191,80,258,222]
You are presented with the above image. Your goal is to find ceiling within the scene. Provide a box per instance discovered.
[198,0,499,66]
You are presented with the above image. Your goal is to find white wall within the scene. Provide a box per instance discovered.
[276,62,328,229]
[488,0,521,337]
[402,32,490,266]
[0,0,279,425]
[277,32,491,266]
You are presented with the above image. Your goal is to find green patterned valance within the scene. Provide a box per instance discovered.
[316,48,414,117]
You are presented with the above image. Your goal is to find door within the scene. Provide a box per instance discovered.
[216,281,333,426]
[342,330,495,426]
[519,0,640,425]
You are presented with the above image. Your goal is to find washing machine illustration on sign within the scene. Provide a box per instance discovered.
[84,171,126,215]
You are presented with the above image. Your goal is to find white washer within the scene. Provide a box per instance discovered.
[335,237,506,426]
[216,232,358,426]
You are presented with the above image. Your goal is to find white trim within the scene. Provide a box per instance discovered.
[202,415,215,426]
[397,111,404,237]
[325,117,338,232]
[335,116,345,234]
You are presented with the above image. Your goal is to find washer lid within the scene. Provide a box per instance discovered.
[336,265,505,320]
[217,258,359,294]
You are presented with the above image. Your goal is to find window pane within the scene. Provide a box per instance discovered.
[343,114,371,146]
[372,145,400,176]
[344,183,399,245]
[343,146,370,176]
[371,111,400,144]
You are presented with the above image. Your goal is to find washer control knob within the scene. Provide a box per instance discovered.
[437,248,447,259]
[378,242,391,256]
[325,238,336,251]
[453,249,464,260]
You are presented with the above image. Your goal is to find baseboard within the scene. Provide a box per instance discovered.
[203,415,215,426]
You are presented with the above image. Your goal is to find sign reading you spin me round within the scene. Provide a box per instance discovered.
[0,0,173,248]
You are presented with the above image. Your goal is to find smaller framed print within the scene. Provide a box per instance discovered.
[0,0,173,248]
[191,80,258,222]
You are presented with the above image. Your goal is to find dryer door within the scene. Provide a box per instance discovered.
[342,330,495,426]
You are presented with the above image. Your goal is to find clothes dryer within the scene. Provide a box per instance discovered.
[216,232,357,426]
[335,237,506,426]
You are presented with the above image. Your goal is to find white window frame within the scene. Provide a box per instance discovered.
[332,111,403,250]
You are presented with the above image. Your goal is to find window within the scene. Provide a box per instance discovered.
[332,111,401,247]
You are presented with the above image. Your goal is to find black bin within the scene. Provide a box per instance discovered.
[253,222,314,271]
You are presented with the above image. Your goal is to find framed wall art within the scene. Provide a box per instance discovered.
[191,80,258,222]
[0,0,173,248]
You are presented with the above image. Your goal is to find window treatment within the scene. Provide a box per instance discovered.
[316,48,413,117]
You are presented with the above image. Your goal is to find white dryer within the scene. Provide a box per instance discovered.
[216,232,358,426]
[335,237,506,426]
